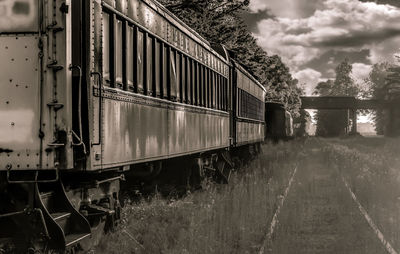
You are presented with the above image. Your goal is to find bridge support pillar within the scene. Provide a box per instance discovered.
[351,109,357,135]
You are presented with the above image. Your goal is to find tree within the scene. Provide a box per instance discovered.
[365,61,400,135]
[365,62,392,134]
[314,59,360,136]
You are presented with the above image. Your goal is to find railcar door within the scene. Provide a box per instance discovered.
[0,0,75,172]
[0,1,44,171]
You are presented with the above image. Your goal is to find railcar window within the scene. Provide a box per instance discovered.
[155,40,161,97]
[189,59,196,105]
[169,49,177,101]
[219,76,223,111]
[126,25,134,91]
[162,44,168,99]
[192,61,197,105]
[237,88,264,121]
[146,34,154,96]
[210,71,214,109]
[205,68,209,108]
[209,69,213,108]
[216,74,220,110]
[186,57,193,104]
[202,66,207,107]
[137,29,144,93]
[182,55,187,103]
[102,12,111,84]
[220,77,224,111]
[0,0,39,32]
[176,51,181,102]
[224,77,227,111]
[115,18,123,88]
[196,62,203,106]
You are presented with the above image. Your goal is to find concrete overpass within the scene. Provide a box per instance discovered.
[300,96,389,110]
[300,96,394,135]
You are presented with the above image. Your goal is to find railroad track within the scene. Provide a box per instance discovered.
[258,153,399,254]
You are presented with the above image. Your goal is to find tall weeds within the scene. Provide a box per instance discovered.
[96,141,301,254]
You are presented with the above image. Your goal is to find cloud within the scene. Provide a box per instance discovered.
[293,68,323,95]
[352,63,372,82]
[249,0,322,18]
[248,0,269,13]
[368,36,400,63]
[253,0,400,74]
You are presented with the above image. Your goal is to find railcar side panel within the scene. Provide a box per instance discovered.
[236,121,265,145]
[95,90,229,169]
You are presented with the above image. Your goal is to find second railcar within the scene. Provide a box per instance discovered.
[231,61,266,147]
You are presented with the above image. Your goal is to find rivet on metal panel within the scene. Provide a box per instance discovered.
[6,101,9,104]
[17,165,20,168]
[11,58,14,61]
[9,79,12,82]
[5,46,8,49]
[6,164,12,170]
[27,164,29,168]
[10,122,15,126]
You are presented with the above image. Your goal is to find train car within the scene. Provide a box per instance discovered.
[265,102,294,141]
[231,61,266,153]
[0,0,266,252]
[0,0,232,252]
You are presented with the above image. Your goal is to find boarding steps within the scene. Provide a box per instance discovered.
[35,181,91,252]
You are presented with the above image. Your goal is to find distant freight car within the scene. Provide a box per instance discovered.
[265,102,294,141]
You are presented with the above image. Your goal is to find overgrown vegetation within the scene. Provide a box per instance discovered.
[364,61,400,135]
[323,137,400,250]
[157,0,302,117]
[95,141,303,254]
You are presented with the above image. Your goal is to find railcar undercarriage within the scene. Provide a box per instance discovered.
[0,144,261,253]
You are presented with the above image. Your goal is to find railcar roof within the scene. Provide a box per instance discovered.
[143,0,229,63]
[233,60,267,93]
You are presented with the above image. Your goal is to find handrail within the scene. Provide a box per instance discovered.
[90,72,103,146]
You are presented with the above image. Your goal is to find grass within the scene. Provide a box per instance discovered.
[95,141,302,254]
[322,136,400,250]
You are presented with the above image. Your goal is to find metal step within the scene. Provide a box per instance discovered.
[51,212,71,233]
[35,182,91,251]
[65,233,91,247]
[51,212,71,221]
[40,191,55,210]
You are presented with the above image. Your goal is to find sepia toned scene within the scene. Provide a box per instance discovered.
[0,0,399,253]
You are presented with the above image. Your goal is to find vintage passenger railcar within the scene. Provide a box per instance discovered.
[0,0,267,252]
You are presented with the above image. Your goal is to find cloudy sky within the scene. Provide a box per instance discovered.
[243,0,400,95]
